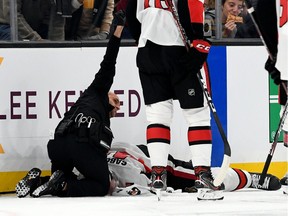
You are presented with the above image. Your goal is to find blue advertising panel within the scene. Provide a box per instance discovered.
[207,46,227,167]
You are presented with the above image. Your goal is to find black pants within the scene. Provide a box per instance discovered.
[47,132,110,197]
[136,41,204,109]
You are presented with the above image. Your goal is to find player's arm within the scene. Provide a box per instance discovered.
[88,11,126,93]
[178,0,211,72]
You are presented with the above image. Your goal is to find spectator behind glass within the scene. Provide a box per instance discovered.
[65,0,114,40]
[203,0,245,38]
[235,1,259,38]
[221,0,245,38]
[204,0,216,38]
[0,0,81,41]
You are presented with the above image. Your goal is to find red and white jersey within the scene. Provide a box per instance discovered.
[136,0,184,47]
[108,142,252,192]
[107,142,151,187]
[276,0,288,80]
[136,0,205,47]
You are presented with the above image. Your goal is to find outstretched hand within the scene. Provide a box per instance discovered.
[265,56,281,85]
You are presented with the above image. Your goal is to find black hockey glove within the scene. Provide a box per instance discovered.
[265,56,281,85]
[114,10,126,26]
[180,39,211,73]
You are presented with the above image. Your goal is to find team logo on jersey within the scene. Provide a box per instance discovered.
[144,0,169,10]
[188,89,195,96]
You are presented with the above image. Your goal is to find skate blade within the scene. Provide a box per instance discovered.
[281,185,288,195]
[197,188,224,201]
[155,189,161,201]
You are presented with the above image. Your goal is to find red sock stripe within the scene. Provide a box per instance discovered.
[147,124,170,142]
[188,127,211,144]
[233,168,248,191]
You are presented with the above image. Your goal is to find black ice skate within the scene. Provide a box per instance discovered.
[249,173,281,190]
[281,173,288,195]
[15,168,41,198]
[32,170,66,197]
[194,166,224,201]
[280,173,288,186]
[151,166,167,201]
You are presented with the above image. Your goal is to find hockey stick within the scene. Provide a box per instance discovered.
[165,0,231,187]
[244,0,288,185]
[244,0,275,59]
[260,100,288,184]
[244,0,285,92]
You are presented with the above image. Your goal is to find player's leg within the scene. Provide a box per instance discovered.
[279,81,288,147]
[146,100,173,191]
[177,67,224,199]
[211,168,251,191]
[32,138,74,197]
[182,107,224,190]
[136,42,177,193]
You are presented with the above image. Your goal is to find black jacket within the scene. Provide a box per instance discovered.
[62,35,120,127]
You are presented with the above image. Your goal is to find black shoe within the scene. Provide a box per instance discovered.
[15,168,41,198]
[280,174,288,186]
[151,166,167,191]
[32,170,66,197]
[194,166,225,191]
[249,173,281,190]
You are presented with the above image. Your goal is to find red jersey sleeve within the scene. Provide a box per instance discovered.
[188,0,204,24]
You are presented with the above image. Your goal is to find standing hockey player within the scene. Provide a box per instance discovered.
[246,0,287,188]
[255,0,287,114]
[126,0,223,200]
[274,0,288,146]
[271,0,288,191]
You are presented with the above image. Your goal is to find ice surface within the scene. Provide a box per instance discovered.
[0,188,287,216]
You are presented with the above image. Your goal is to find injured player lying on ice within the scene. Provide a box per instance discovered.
[106,142,282,198]
[16,142,283,200]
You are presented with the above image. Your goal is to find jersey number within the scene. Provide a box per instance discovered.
[144,0,169,10]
